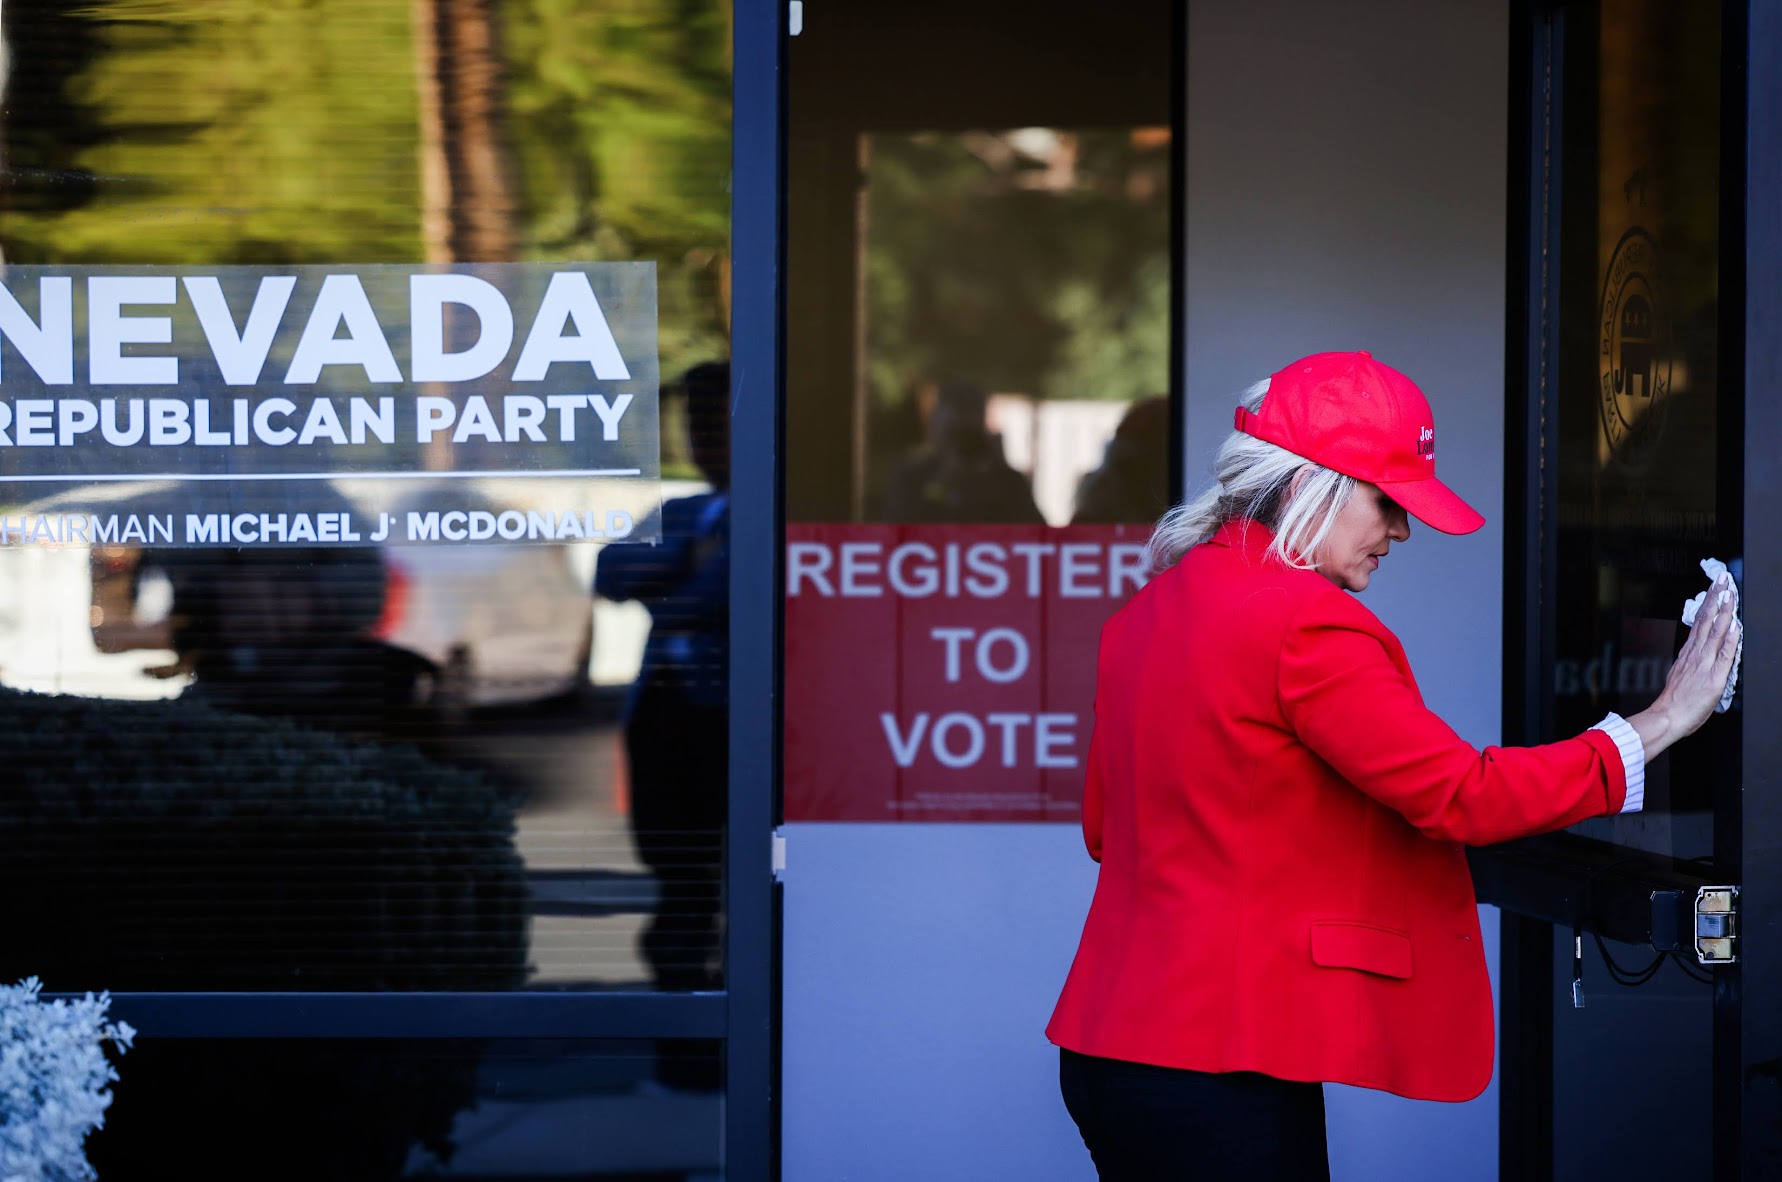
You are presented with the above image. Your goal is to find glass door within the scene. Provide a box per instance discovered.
[1478,1,1782,1177]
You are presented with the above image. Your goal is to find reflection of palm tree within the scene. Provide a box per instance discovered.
[412,0,517,263]
[0,0,108,262]
[411,0,518,472]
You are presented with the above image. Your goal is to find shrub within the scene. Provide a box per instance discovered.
[0,688,530,1180]
[0,688,526,992]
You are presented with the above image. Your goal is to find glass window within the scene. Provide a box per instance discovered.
[0,0,734,991]
[1536,7,1729,1180]
[857,127,1172,528]
[1552,0,1729,862]
[782,0,1173,822]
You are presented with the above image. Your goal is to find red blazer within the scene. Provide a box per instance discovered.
[1046,520,1628,1101]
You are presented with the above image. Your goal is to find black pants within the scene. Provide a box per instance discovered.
[625,685,727,991]
[1060,1048,1330,1181]
[626,684,727,1091]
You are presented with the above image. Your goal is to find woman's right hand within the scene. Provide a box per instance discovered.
[1628,576,1743,760]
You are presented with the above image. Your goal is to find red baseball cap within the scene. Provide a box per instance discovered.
[1233,350,1485,535]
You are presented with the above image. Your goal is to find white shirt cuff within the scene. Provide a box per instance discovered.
[1591,712,1646,814]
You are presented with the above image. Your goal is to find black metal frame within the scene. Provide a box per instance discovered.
[1735,3,1782,1175]
[1168,0,1188,494]
[76,5,790,1180]
[728,0,788,1174]
[1472,834,1725,941]
[1486,0,1782,1176]
[99,992,729,1039]
[1495,1,1564,1159]
[1716,3,1753,1174]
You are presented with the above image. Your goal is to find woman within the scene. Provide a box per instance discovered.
[1045,351,1741,1180]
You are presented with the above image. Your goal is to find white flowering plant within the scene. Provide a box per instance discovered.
[0,979,134,1182]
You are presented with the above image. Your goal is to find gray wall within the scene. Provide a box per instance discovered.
[779,2,1510,1178]
[1187,1,1507,1178]
[781,824,1102,1181]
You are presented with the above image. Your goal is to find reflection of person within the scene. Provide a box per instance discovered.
[84,477,423,734]
[1046,352,1740,1180]
[1071,395,1170,524]
[878,379,1044,523]
[97,542,413,735]
[595,362,729,1019]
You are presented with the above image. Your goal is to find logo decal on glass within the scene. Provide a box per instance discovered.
[0,264,661,546]
[1597,227,1672,469]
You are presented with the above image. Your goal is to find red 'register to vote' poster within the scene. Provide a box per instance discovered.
[783,523,1152,822]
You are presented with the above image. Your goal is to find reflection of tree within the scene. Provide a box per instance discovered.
[411,0,520,471]
[1,0,424,264]
[0,0,108,258]
[413,0,516,262]
[864,128,1170,411]
[1,0,729,487]
[1048,254,1171,407]
[503,0,733,378]
[0,0,733,385]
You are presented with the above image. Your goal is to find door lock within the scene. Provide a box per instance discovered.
[1694,886,1738,965]
[1650,885,1739,966]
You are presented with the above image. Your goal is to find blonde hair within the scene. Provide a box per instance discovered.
[1145,378,1357,574]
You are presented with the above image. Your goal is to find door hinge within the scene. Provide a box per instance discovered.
[771,828,786,881]
[1694,886,1738,965]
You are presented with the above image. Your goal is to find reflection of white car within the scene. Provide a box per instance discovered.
[0,544,185,701]
[0,477,694,709]
[375,542,595,710]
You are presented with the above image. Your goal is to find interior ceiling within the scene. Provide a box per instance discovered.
[789,0,1174,132]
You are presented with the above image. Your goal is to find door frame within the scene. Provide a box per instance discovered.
[1479,1,1782,1177]
[729,0,789,1174]
[1735,1,1782,1177]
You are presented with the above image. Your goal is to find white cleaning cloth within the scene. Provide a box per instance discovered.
[1680,558,1742,713]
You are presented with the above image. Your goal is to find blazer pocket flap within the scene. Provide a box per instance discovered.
[1310,921,1413,979]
